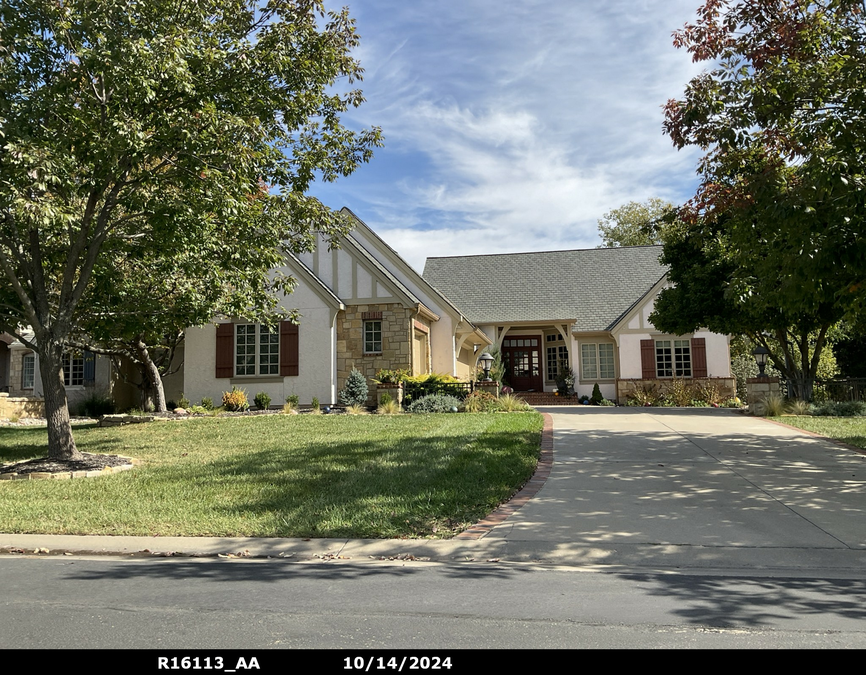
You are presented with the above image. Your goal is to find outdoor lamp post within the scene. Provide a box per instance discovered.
[753,345,770,378]
[478,352,494,382]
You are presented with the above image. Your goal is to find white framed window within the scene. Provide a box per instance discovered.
[235,324,279,376]
[656,339,691,377]
[546,345,569,380]
[581,343,615,380]
[22,353,35,389]
[63,352,84,386]
[364,320,382,354]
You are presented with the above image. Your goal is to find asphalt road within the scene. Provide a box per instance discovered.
[2,555,865,650]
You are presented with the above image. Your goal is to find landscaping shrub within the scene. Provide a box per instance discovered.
[406,393,462,413]
[79,391,115,417]
[339,367,369,407]
[254,392,272,410]
[201,397,214,411]
[376,397,401,415]
[178,393,191,409]
[809,401,866,417]
[556,368,576,396]
[285,394,299,410]
[345,404,368,415]
[310,396,321,414]
[667,378,694,407]
[373,368,410,384]
[462,390,498,412]
[754,392,785,417]
[492,393,532,412]
[627,382,661,406]
[222,386,249,412]
[590,383,604,405]
[787,399,811,416]
[696,380,724,406]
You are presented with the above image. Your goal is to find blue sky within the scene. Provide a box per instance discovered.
[308,1,708,272]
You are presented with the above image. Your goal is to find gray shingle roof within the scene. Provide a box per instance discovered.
[422,246,667,332]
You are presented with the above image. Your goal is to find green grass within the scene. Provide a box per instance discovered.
[771,416,866,451]
[0,412,543,539]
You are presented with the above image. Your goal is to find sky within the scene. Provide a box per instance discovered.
[308,0,710,272]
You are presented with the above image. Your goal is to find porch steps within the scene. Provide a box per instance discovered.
[513,392,586,406]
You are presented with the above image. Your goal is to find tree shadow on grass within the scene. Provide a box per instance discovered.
[150,428,542,538]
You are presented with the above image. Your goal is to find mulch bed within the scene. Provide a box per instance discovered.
[0,453,133,476]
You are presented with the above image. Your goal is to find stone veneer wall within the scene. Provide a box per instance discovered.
[0,392,44,418]
[336,303,414,403]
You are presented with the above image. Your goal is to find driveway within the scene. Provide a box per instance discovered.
[480,407,866,569]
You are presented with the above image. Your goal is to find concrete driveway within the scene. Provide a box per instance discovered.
[479,407,866,569]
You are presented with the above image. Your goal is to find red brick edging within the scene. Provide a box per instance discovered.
[455,413,554,540]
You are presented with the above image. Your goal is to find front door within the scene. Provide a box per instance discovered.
[501,336,543,391]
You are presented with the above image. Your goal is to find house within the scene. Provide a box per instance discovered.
[182,209,733,407]
[182,209,492,406]
[0,332,182,416]
[422,246,733,401]
[0,334,115,416]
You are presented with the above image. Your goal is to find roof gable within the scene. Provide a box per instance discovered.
[422,246,667,332]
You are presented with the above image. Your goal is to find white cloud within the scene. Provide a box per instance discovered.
[313,0,709,270]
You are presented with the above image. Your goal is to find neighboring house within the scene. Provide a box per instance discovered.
[183,209,492,406]
[0,334,111,413]
[422,246,733,401]
[0,333,178,414]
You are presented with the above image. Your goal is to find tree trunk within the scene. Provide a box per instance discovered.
[38,348,82,461]
[134,339,166,412]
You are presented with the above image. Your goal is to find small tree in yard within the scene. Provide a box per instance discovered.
[339,368,369,407]
[0,0,382,459]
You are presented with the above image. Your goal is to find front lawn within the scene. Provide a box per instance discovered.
[0,412,543,538]
[771,416,866,452]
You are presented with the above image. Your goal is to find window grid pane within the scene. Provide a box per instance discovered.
[63,353,84,386]
[546,346,559,380]
[258,326,279,375]
[581,344,598,380]
[22,355,34,389]
[236,324,257,375]
[656,340,672,377]
[674,339,691,377]
[365,321,382,353]
[598,344,615,379]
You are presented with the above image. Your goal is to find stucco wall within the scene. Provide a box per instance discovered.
[618,331,730,379]
[183,279,338,406]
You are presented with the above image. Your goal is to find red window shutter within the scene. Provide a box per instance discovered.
[215,323,234,378]
[280,321,299,376]
[691,337,708,378]
[640,339,656,379]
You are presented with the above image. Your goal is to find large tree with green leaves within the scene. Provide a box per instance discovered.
[0,0,382,458]
[655,0,866,399]
[596,198,676,248]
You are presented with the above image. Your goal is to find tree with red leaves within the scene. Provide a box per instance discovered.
[652,0,866,400]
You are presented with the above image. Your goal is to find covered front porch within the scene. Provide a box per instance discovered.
[483,321,579,394]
